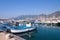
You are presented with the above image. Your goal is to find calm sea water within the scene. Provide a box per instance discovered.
[16,25,60,40]
[1,24,60,40]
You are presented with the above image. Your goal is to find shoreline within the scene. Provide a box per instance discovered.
[0,32,25,40]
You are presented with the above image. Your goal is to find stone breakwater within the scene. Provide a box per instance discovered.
[0,32,25,40]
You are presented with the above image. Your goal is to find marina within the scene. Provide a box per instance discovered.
[0,17,60,40]
[0,0,60,40]
[0,22,60,40]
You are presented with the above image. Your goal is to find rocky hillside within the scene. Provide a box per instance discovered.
[49,11,60,17]
[11,11,60,20]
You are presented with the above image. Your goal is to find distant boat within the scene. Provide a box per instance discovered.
[56,22,60,26]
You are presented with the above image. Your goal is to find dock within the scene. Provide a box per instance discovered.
[0,32,25,40]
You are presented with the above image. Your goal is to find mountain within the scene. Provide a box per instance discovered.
[11,14,47,20]
[12,15,38,20]
[49,11,60,17]
[11,11,60,20]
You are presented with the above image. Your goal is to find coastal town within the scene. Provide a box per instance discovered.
[0,11,60,24]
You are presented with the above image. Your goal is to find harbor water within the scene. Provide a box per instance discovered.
[16,25,60,40]
[0,24,60,40]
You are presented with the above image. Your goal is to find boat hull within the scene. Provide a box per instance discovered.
[10,28,36,33]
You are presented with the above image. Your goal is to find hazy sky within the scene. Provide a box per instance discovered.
[0,0,60,18]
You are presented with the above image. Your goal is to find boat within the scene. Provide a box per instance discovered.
[7,23,36,33]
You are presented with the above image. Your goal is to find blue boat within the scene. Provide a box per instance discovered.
[6,23,36,33]
[0,25,7,32]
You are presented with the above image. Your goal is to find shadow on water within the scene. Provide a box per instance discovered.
[15,25,60,40]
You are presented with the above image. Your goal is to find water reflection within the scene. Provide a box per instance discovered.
[15,25,60,40]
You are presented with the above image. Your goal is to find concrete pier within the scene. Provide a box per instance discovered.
[0,32,25,40]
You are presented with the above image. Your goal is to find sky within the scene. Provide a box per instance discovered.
[0,0,60,19]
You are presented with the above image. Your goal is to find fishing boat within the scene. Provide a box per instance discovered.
[7,23,36,33]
